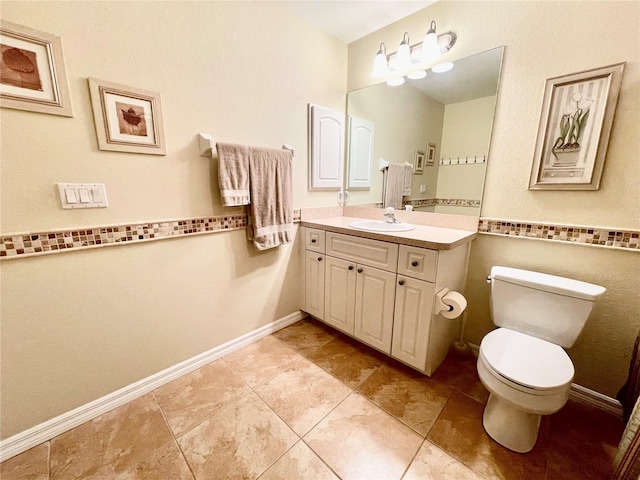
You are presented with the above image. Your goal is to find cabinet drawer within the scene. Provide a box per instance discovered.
[397,245,437,282]
[305,228,326,253]
[326,232,399,273]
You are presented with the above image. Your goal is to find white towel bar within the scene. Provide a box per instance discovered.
[197,133,294,158]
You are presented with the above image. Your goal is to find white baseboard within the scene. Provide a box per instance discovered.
[466,342,623,417]
[569,383,623,417]
[0,310,305,463]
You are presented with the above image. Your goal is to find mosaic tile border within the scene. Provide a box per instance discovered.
[478,218,640,251]
[404,198,481,208]
[1,209,302,260]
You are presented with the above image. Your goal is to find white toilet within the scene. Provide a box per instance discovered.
[477,266,606,453]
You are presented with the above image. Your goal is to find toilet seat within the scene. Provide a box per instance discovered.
[480,328,574,392]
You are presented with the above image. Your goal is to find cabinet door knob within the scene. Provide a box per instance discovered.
[398,279,405,286]
[317,256,323,261]
[311,238,316,243]
[357,268,363,273]
[348,265,354,271]
[411,260,418,267]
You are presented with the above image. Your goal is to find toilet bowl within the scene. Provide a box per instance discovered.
[477,266,606,453]
[477,328,573,452]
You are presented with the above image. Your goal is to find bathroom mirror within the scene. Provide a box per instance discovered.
[345,46,504,216]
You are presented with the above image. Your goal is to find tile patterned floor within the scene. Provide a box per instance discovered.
[1,318,625,480]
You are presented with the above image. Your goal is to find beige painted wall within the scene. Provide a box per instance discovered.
[435,95,496,215]
[349,1,640,397]
[0,1,346,439]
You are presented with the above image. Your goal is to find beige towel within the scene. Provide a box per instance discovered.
[402,163,413,196]
[217,143,250,206]
[247,147,293,250]
[384,163,405,209]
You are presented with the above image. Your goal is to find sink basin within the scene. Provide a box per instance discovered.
[349,220,415,233]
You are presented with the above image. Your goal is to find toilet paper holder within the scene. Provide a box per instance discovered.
[435,287,455,314]
[434,287,467,319]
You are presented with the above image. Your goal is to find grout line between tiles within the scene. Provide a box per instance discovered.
[399,437,427,480]
[150,391,197,480]
[46,440,51,480]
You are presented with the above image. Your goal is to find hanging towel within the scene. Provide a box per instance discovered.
[247,146,293,250]
[217,143,250,206]
[402,163,413,196]
[384,163,405,209]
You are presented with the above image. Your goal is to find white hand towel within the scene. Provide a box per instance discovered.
[402,163,413,196]
[384,163,405,209]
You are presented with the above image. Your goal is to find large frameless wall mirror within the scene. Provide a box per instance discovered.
[345,46,504,216]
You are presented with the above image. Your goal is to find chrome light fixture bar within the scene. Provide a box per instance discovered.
[372,21,457,86]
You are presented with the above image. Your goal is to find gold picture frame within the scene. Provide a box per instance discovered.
[88,77,166,155]
[529,63,625,190]
[0,20,73,117]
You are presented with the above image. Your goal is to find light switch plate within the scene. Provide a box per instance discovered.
[57,183,108,209]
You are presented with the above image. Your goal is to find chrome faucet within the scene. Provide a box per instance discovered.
[383,207,398,223]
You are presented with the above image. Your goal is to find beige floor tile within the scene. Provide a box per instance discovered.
[358,361,452,436]
[256,359,351,435]
[116,440,193,479]
[258,441,338,480]
[49,393,176,479]
[431,351,489,404]
[305,393,423,480]
[306,335,385,388]
[271,318,338,356]
[427,391,547,480]
[545,399,624,480]
[223,335,306,388]
[0,442,49,480]
[178,391,298,480]
[403,440,484,480]
[154,359,251,436]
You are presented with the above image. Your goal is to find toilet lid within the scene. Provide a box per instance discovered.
[480,328,574,390]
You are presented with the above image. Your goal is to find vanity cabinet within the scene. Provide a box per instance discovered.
[301,224,471,376]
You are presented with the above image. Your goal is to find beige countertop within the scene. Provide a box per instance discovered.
[300,216,477,250]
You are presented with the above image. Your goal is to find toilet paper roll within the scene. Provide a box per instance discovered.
[440,291,467,319]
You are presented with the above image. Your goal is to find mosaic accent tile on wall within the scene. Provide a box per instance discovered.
[0,210,301,260]
[403,198,481,208]
[478,218,640,251]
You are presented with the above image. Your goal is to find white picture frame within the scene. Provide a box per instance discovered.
[0,20,73,117]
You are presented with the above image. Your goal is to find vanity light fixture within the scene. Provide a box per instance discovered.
[372,20,457,86]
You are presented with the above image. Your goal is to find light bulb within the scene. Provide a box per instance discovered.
[407,70,427,80]
[421,21,440,62]
[432,61,454,73]
[386,76,405,87]
[395,33,412,73]
[372,43,389,77]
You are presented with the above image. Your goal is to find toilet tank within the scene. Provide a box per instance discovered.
[490,266,606,348]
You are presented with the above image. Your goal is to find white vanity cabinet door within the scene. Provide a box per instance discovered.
[305,251,325,320]
[354,265,396,353]
[392,276,436,371]
[324,256,356,335]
